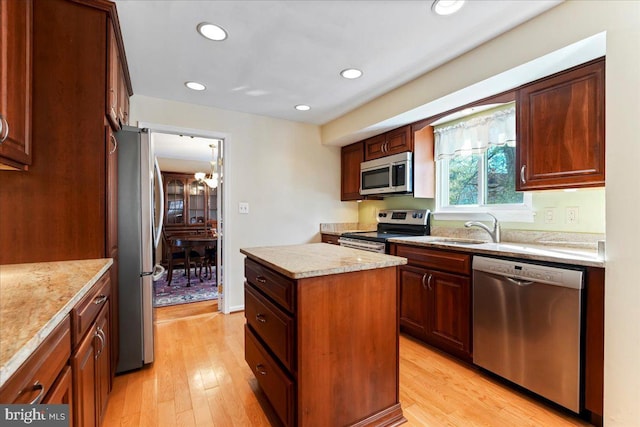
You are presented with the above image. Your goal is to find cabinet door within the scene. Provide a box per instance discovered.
[398,265,429,340]
[0,0,32,169]
[207,186,217,222]
[426,270,471,359]
[341,142,363,201]
[385,125,412,155]
[95,303,111,424]
[363,134,386,160]
[517,58,605,190]
[43,365,74,427]
[188,179,206,224]
[72,325,98,427]
[106,21,120,130]
[165,177,186,225]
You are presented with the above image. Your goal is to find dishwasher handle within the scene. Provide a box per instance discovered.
[505,276,534,286]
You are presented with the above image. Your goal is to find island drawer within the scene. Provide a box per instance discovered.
[0,316,71,404]
[395,244,471,275]
[245,258,295,312]
[72,271,111,347]
[245,284,295,372]
[245,326,295,427]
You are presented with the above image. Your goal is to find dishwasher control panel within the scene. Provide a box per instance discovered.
[473,256,584,289]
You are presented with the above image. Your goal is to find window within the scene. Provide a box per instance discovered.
[434,102,532,221]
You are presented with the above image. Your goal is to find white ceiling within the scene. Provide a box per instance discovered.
[115,0,563,126]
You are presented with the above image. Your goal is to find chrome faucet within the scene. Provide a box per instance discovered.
[464,213,501,243]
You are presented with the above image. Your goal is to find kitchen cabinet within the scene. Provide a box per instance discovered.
[106,18,131,130]
[411,121,435,198]
[0,316,72,404]
[320,233,340,245]
[0,0,32,170]
[516,57,605,190]
[585,267,605,425]
[364,125,412,161]
[72,272,111,427]
[340,141,363,201]
[243,254,404,426]
[393,244,472,361]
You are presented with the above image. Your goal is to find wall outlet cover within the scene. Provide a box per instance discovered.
[239,202,249,214]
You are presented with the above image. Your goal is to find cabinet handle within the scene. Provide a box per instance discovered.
[520,165,526,184]
[93,294,107,305]
[95,327,105,357]
[256,313,267,323]
[256,276,267,284]
[255,364,267,375]
[427,274,433,291]
[0,115,9,143]
[109,135,118,155]
[27,381,45,404]
[421,273,428,289]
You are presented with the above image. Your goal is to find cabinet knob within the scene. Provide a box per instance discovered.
[0,115,9,144]
[520,165,527,184]
[93,294,108,305]
[256,313,267,323]
[255,364,267,375]
[256,276,267,284]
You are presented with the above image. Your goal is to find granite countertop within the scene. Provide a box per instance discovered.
[0,258,113,388]
[240,243,407,279]
[388,236,604,268]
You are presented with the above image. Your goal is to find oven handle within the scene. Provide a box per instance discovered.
[338,238,386,253]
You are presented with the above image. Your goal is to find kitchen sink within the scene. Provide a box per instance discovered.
[430,238,487,246]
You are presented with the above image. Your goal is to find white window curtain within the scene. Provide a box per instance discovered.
[434,103,516,160]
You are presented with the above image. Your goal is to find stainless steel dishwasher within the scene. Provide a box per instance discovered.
[472,256,584,413]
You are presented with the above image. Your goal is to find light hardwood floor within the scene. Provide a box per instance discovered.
[103,301,592,427]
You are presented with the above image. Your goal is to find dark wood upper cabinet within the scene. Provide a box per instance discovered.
[364,125,412,161]
[340,141,363,201]
[0,0,32,170]
[516,58,605,190]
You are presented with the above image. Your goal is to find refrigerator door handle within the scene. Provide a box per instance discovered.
[153,157,165,249]
[141,271,154,277]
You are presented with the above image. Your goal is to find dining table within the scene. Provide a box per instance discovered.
[170,235,217,286]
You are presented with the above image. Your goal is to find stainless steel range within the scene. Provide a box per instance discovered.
[338,209,431,253]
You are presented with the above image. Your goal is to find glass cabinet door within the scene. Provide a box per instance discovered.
[188,180,206,224]
[166,178,185,225]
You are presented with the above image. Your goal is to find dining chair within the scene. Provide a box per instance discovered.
[162,232,203,285]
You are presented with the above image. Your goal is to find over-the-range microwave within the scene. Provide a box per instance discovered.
[360,151,413,196]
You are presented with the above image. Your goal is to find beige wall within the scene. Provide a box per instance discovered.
[324,1,640,424]
[129,95,358,312]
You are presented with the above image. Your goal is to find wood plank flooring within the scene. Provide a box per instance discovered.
[103,301,592,427]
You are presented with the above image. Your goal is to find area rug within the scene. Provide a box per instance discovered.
[153,268,218,308]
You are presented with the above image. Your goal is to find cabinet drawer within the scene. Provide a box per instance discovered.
[0,316,71,404]
[396,245,471,275]
[72,272,110,347]
[245,284,295,372]
[245,259,295,312]
[245,326,294,427]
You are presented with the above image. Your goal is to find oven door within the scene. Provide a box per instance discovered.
[338,237,387,253]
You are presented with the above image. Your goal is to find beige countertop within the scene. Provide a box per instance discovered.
[240,243,407,279]
[0,258,113,388]
[388,236,604,268]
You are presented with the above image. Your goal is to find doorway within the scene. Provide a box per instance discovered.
[140,122,227,313]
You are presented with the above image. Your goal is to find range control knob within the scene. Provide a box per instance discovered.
[412,213,418,218]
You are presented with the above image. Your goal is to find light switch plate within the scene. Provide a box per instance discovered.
[239,202,249,214]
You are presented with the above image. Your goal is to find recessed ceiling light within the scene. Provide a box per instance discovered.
[185,81,206,91]
[340,68,363,79]
[295,104,311,111]
[432,0,465,16]
[197,22,228,41]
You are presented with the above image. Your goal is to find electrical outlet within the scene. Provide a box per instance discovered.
[566,207,579,224]
[544,208,556,224]
[239,202,249,214]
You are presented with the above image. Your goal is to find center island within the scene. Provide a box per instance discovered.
[240,243,408,427]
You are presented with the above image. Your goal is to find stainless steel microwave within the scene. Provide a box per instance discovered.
[360,151,413,196]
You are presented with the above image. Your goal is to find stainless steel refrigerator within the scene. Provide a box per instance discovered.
[116,126,163,373]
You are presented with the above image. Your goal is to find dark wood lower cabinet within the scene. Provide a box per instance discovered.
[244,257,405,426]
[73,324,97,427]
[394,244,472,361]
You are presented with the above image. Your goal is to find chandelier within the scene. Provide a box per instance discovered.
[195,143,219,188]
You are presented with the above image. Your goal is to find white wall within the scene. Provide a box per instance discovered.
[321,1,640,424]
[130,95,358,312]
